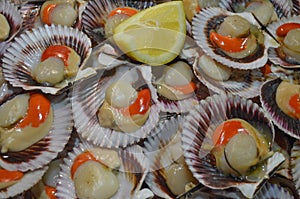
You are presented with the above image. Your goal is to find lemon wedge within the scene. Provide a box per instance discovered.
[113,1,186,66]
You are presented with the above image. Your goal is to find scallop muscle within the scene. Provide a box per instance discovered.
[73,161,119,199]
[164,61,193,87]
[217,15,250,38]
[283,29,300,53]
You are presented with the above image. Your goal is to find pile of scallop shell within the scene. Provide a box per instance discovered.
[1,0,300,198]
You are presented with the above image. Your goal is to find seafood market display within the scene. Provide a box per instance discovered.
[0,0,300,198]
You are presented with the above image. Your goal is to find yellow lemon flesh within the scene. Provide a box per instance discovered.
[113,1,186,66]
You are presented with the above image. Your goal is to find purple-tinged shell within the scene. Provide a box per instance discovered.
[0,0,23,42]
[1,25,92,95]
[56,141,151,199]
[71,64,160,148]
[0,167,47,199]
[192,7,269,70]
[260,78,300,139]
[181,93,285,198]
[0,92,73,172]
[291,140,300,196]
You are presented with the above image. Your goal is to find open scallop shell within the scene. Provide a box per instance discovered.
[56,141,151,199]
[72,64,160,148]
[82,0,157,44]
[267,15,300,69]
[0,0,23,42]
[0,167,47,199]
[219,0,293,20]
[1,24,92,95]
[260,78,300,139]
[192,7,269,70]
[253,182,295,199]
[0,92,73,172]
[193,54,264,99]
[144,116,190,198]
[181,93,285,198]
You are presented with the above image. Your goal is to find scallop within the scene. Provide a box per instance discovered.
[153,61,204,113]
[0,0,22,42]
[267,15,300,69]
[72,64,160,148]
[193,54,263,98]
[192,7,269,70]
[260,77,300,139]
[144,116,198,198]
[181,93,285,198]
[82,0,157,44]
[56,141,151,199]
[0,92,73,172]
[1,25,92,94]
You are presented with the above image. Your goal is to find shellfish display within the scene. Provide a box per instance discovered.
[1,0,300,198]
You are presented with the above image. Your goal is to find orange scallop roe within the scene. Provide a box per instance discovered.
[16,93,51,128]
[289,93,300,119]
[108,7,138,18]
[212,120,249,146]
[0,169,24,183]
[41,45,71,67]
[41,4,57,25]
[45,185,57,199]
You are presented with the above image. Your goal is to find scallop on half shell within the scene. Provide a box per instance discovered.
[193,53,264,99]
[0,92,73,172]
[82,0,158,44]
[267,15,300,69]
[260,77,300,139]
[192,7,269,70]
[181,93,285,198]
[1,25,92,94]
[0,167,48,199]
[56,141,152,199]
[0,0,23,42]
[71,64,160,148]
[144,116,199,198]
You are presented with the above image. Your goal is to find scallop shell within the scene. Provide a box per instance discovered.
[0,167,48,199]
[144,116,190,198]
[253,182,295,199]
[71,64,160,148]
[82,0,157,44]
[267,15,300,69]
[260,78,300,139]
[1,25,92,95]
[0,92,73,172]
[193,54,264,99]
[56,141,151,199]
[292,0,300,15]
[219,0,293,19]
[192,7,269,70]
[291,140,300,196]
[0,0,23,42]
[181,93,285,198]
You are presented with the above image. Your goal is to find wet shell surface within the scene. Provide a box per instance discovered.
[144,116,186,198]
[192,7,269,70]
[260,78,300,139]
[193,54,263,99]
[71,64,160,148]
[0,92,73,172]
[253,182,295,199]
[267,15,300,69]
[1,25,92,95]
[181,93,285,198]
[56,141,151,199]
[0,167,47,199]
[0,0,23,42]
[82,0,157,44]
[219,0,293,20]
